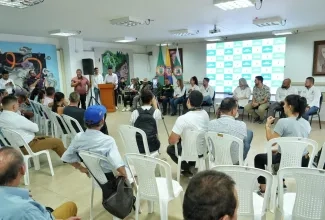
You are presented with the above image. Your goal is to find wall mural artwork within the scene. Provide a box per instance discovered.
[0,42,60,91]
[102,50,130,83]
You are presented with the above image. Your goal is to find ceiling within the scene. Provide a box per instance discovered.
[1,0,325,45]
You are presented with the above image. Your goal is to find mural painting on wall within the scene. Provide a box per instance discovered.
[0,42,60,92]
[102,50,129,83]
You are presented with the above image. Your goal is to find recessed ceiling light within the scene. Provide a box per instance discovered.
[49,30,81,37]
[205,37,223,42]
[156,43,170,46]
[272,30,294,36]
[0,0,44,9]
[213,0,255,10]
[169,29,199,37]
[110,16,144,27]
[113,36,137,43]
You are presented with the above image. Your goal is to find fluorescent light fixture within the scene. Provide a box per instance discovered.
[169,29,199,37]
[49,30,81,37]
[272,30,294,36]
[205,37,223,42]
[213,0,255,10]
[0,0,44,9]
[156,43,170,46]
[113,36,137,43]
[110,16,144,27]
[253,16,284,27]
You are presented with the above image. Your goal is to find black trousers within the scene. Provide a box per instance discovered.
[254,152,309,184]
[167,141,196,172]
[123,95,135,107]
[79,94,87,109]
[114,89,118,106]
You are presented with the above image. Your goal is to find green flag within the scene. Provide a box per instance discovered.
[173,47,183,77]
[156,45,165,76]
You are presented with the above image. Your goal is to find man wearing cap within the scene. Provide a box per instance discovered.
[131,78,152,110]
[61,105,127,179]
[104,66,119,110]
[71,69,90,109]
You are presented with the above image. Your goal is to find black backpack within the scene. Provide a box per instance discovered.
[134,107,160,153]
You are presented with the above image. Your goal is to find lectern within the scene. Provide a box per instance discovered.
[98,84,116,112]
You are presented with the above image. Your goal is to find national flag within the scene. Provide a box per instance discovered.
[173,46,183,76]
[156,45,165,76]
[165,45,173,84]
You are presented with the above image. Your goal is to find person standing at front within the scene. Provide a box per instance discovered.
[71,69,90,109]
[93,67,104,103]
[104,66,119,110]
[244,76,271,124]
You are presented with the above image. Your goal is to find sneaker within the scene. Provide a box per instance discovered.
[122,108,126,112]
[181,170,193,178]
[189,167,198,175]
[253,116,261,123]
[115,106,118,110]
[126,107,130,111]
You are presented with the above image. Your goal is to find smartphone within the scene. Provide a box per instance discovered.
[152,79,158,89]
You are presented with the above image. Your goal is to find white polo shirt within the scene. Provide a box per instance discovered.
[233,86,251,107]
[0,78,16,94]
[43,96,53,107]
[186,85,200,97]
[104,73,118,90]
[200,85,214,98]
[0,110,38,143]
[93,74,104,89]
[300,86,321,108]
[275,86,298,102]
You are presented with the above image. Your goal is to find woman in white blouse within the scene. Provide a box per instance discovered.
[183,76,200,114]
[170,79,186,116]
[233,78,251,107]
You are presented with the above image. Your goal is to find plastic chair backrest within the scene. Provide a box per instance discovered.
[265,137,318,171]
[317,143,325,170]
[278,167,325,220]
[205,132,244,165]
[118,125,150,155]
[62,114,84,136]
[39,104,53,121]
[1,128,34,155]
[181,129,207,159]
[28,99,38,115]
[51,112,71,135]
[212,165,272,217]
[124,153,174,200]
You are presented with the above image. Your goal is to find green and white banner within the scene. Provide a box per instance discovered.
[206,37,286,94]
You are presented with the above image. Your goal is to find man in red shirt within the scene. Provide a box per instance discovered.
[71,69,90,109]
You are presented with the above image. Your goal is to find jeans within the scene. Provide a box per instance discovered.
[170,97,184,114]
[94,88,100,103]
[79,94,87,109]
[303,106,318,120]
[202,95,212,105]
[243,129,253,160]
[167,142,196,171]
[159,97,171,113]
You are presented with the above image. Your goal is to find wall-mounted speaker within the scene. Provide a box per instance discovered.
[82,58,94,75]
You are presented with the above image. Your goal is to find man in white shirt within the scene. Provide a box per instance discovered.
[300,77,322,120]
[104,66,119,109]
[0,96,65,158]
[130,90,162,153]
[93,67,103,103]
[167,90,209,176]
[268,78,298,117]
[0,70,15,95]
[42,87,55,106]
[200,77,214,105]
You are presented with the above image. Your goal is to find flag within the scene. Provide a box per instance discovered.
[173,46,183,76]
[165,45,173,84]
[156,45,165,76]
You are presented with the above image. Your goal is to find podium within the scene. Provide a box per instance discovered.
[98,84,116,112]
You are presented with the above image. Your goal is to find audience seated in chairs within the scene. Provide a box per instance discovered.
[170,79,186,116]
[209,97,253,163]
[122,78,140,112]
[130,90,161,153]
[200,77,214,105]
[268,78,297,118]
[254,94,311,195]
[118,76,127,103]
[183,76,199,114]
[183,170,238,220]
[167,90,209,177]
[63,92,109,135]
[0,96,66,158]
[244,76,271,124]
[300,77,322,121]
[43,87,56,107]
[132,78,151,110]
[158,78,174,115]
[17,94,34,120]
[61,105,128,180]
[0,147,80,220]
[233,78,251,108]
[50,92,67,115]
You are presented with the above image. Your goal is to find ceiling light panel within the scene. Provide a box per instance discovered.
[205,37,223,42]
[49,30,81,37]
[253,16,284,27]
[169,29,199,37]
[272,30,293,36]
[110,16,144,27]
[113,37,137,43]
[214,0,255,10]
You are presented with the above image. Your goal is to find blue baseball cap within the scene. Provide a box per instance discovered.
[84,105,107,125]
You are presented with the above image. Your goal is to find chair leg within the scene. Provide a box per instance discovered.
[159,200,169,220]
[32,156,40,170]
[310,115,313,125]
[45,151,54,176]
[269,175,278,213]
[24,158,30,185]
[177,157,182,183]
[90,180,95,220]
[148,201,154,213]
[318,114,322,129]
[135,193,140,220]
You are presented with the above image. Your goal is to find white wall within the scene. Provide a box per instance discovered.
[0,33,60,47]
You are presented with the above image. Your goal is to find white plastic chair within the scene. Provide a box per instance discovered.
[212,165,273,220]
[316,143,325,170]
[265,137,318,212]
[277,167,325,220]
[1,128,54,185]
[124,153,183,220]
[39,104,55,137]
[62,114,84,137]
[118,125,159,157]
[175,129,209,182]
[78,150,130,220]
[205,132,244,166]
[51,112,71,148]
[28,99,39,125]
[29,100,42,131]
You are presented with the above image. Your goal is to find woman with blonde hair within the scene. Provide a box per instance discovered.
[233,78,251,107]
[170,78,186,116]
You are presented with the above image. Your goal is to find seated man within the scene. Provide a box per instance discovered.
[167,90,209,176]
[132,78,151,109]
[200,77,214,105]
[159,78,174,115]
[0,70,16,96]
[244,76,271,124]
[183,170,238,220]
[43,87,55,107]
[61,105,127,180]
[0,96,66,158]
[209,97,253,162]
[268,78,297,117]
[63,92,109,135]
[300,77,321,120]
[0,147,79,220]
[130,90,161,153]
[17,94,34,120]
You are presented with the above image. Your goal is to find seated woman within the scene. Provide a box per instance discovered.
[122,78,139,112]
[170,78,186,116]
[50,92,66,115]
[182,76,199,114]
[254,94,311,194]
[233,78,251,107]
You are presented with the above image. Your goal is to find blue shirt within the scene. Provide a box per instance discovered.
[0,186,53,220]
[61,129,124,173]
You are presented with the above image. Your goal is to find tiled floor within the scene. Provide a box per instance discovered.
[23,109,324,220]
